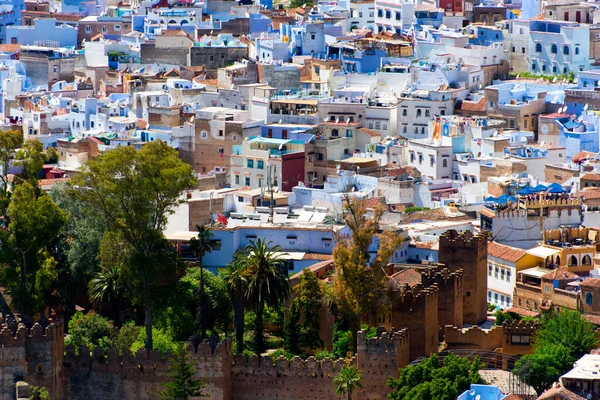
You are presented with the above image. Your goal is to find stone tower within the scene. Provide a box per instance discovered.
[439,230,488,325]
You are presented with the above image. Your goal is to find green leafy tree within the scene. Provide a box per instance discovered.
[0,130,22,199]
[0,182,67,316]
[14,139,45,186]
[50,186,108,318]
[154,267,231,341]
[387,353,484,400]
[284,300,301,354]
[159,343,205,400]
[190,225,213,337]
[234,238,289,355]
[65,311,114,351]
[29,386,50,400]
[513,310,598,395]
[332,198,403,351]
[110,321,142,355]
[44,147,59,164]
[333,365,363,400]
[221,261,247,354]
[285,269,323,354]
[131,326,177,355]
[88,265,122,325]
[68,140,196,351]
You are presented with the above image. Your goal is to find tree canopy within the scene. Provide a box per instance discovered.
[332,198,403,350]
[68,140,196,351]
[514,310,598,395]
[387,353,484,400]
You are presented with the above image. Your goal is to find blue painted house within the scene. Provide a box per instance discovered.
[557,112,600,160]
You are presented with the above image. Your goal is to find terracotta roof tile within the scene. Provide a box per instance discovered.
[302,253,333,261]
[542,268,579,280]
[362,197,385,208]
[0,44,21,53]
[358,127,382,137]
[160,29,189,36]
[581,173,600,181]
[390,268,422,287]
[580,278,600,288]
[584,314,600,326]
[487,242,526,263]
[502,395,523,400]
[573,150,597,162]
[540,112,571,119]
[505,307,540,318]
[537,384,585,400]
[459,97,485,112]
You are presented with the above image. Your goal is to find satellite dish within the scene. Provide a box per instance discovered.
[552,76,557,83]
[584,103,589,111]
[558,106,563,113]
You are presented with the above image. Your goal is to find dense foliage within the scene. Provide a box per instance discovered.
[387,353,485,400]
[514,310,598,395]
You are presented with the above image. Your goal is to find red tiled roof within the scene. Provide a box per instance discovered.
[390,268,422,287]
[505,307,540,318]
[584,314,600,326]
[537,384,585,400]
[580,278,600,288]
[0,44,21,53]
[459,97,485,112]
[487,242,526,263]
[502,395,523,400]
[540,112,570,119]
[573,150,597,162]
[362,197,385,208]
[358,127,382,137]
[542,268,579,280]
[580,173,600,181]
[160,29,189,36]
[302,253,333,261]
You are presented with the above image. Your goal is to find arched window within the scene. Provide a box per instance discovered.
[576,47,580,55]
[563,45,569,55]
[586,292,594,305]
[551,44,557,54]
[555,255,561,266]
[583,255,592,265]
[442,159,448,168]
[535,43,542,52]
[569,255,578,266]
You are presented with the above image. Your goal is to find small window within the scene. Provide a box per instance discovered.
[551,44,557,54]
[311,33,316,40]
[235,175,240,185]
[209,240,222,250]
[257,160,264,169]
[102,26,108,33]
[563,45,570,55]
[201,131,208,139]
[586,292,594,305]
[247,159,254,168]
[85,25,92,33]
[114,25,121,31]
[535,43,542,52]
[245,177,250,186]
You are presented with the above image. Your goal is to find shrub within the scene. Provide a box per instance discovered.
[130,327,177,355]
[65,311,114,352]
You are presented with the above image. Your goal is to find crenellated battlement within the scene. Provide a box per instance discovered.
[502,319,540,334]
[0,322,60,347]
[421,266,464,288]
[439,230,487,250]
[64,338,231,373]
[397,282,439,305]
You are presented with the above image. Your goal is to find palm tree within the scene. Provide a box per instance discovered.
[221,261,247,354]
[235,238,289,355]
[190,225,213,337]
[333,365,363,400]
[88,265,122,325]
